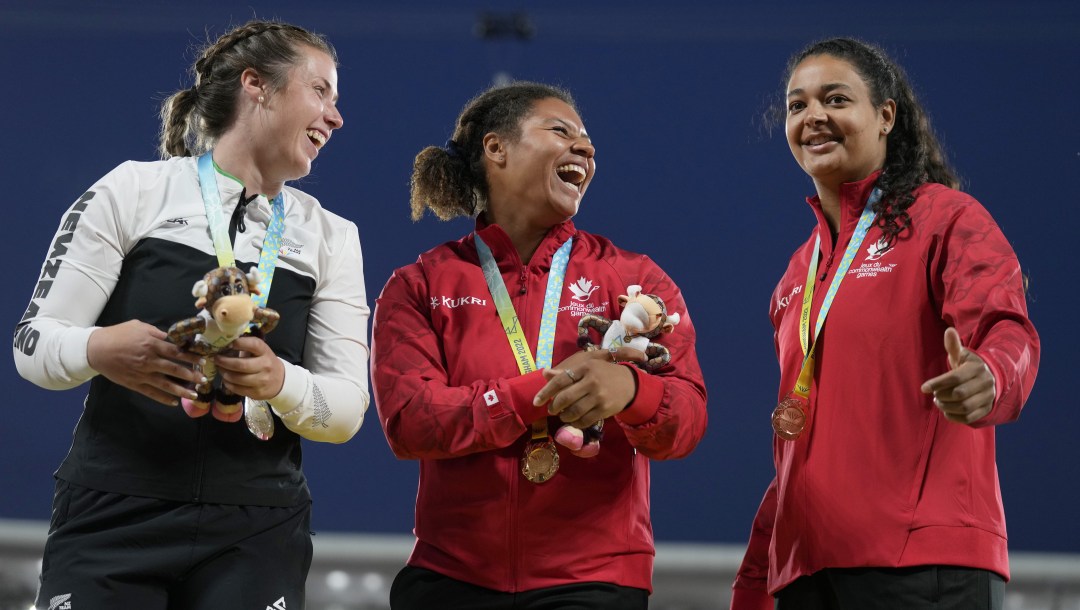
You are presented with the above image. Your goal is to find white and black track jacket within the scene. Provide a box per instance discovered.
[13,156,369,506]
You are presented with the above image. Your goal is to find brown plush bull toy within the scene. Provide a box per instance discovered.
[562,284,681,457]
[167,266,280,422]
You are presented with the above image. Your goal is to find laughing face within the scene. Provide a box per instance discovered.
[785,54,894,192]
[256,45,343,182]
[495,97,596,226]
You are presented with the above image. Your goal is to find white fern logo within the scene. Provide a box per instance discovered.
[568,277,599,302]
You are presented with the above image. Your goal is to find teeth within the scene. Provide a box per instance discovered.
[556,164,587,186]
[306,130,326,148]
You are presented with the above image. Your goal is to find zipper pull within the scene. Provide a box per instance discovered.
[519,266,527,295]
[819,253,835,282]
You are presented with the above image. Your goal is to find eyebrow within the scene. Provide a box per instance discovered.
[546,117,590,140]
[787,82,854,98]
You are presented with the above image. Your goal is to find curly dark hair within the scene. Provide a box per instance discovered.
[159,20,337,158]
[409,81,576,221]
[768,37,959,246]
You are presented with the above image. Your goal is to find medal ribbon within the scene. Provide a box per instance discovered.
[197,152,286,309]
[791,188,881,398]
[475,234,572,441]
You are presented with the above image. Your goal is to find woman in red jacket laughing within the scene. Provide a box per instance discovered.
[371,81,707,609]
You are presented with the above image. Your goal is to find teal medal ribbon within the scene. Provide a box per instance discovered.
[475,233,573,482]
[197,152,285,308]
[196,152,287,441]
[772,187,881,441]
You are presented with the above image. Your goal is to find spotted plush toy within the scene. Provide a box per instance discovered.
[167,266,280,422]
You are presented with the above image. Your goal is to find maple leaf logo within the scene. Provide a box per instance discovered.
[569,277,599,302]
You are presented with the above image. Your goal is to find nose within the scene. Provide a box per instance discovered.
[804,101,826,126]
[572,136,595,159]
[326,102,343,130]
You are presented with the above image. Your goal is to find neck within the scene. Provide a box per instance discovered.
[211,133,284,198]
[485,210,550,264]
[816,185,841,235]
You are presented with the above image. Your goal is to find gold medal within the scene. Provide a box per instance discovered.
[521,440,560,483]
[771,393,809,441]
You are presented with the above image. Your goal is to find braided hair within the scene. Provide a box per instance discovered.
[409,82,575,221]
[159,20,337,158]
[771,37,958,246]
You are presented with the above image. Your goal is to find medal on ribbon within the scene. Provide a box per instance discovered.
[774,189,880,441]
[521,439,561,483]
[476,233,573,482]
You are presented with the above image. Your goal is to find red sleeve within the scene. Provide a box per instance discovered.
[371,265,549,460]
[613,259,708,460]
[929,192,1040,427]
[731,479,777,609]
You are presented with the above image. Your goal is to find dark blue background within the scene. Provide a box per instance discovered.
[2,1,1077,553]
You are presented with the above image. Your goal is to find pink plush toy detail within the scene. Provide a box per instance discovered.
[167,266,280,422]
[563,284,681,456]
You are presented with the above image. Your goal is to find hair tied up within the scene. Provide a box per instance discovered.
[444,139,464,160]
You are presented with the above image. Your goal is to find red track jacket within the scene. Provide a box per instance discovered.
[731,173,1040,608]
[372,220,708,593]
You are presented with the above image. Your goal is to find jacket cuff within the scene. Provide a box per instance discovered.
[967,346,1005,428]
[504,370,551,425]
[730,584,773,610]
[615,363,662,425]
[269,359,307,413]
[68,326,100,380]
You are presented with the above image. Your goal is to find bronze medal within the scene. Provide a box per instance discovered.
[521,440,560,483]
[771,394,809,441]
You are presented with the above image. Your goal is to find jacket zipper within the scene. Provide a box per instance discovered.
[508,450,519,590]
[819,251,835,282]
[518,265,528,295]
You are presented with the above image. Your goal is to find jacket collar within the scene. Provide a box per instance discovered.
[471,217,578,270]
[805,170,882,234]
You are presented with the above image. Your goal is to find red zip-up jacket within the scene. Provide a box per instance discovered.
[731,173,1040,608]
[372,220,707,593]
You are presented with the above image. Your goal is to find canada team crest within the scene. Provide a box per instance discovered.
[568,277,600,302]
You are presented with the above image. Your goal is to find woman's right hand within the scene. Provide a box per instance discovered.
[87,320,204,406]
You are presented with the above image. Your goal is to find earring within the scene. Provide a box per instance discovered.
[258,95,265,104]
[882,126,889,134]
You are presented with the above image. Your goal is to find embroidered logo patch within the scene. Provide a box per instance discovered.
[865,237,891,261]
[568,277,599,302]
[278,237,303,257]
[484,390,499,406]
[430,296,488,309]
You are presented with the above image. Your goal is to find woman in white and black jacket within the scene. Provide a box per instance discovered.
[13,19,367,610]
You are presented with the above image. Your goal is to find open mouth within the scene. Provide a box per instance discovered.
[556,164,587,190]
[306,129,327,149]
[804,135,839,147]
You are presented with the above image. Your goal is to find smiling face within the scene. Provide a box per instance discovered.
[255,45,343,182]
[486,97,596,229]
[785,54,894,193]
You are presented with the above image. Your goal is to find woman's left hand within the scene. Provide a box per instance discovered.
[920,327,996,425]
[215,336,286,401]
[533,347,644,429]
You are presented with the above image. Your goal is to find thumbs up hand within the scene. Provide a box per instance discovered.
[920,327,997,425]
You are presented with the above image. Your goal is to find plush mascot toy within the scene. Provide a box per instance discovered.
[562,285,680,456]
[167,266,280,422]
